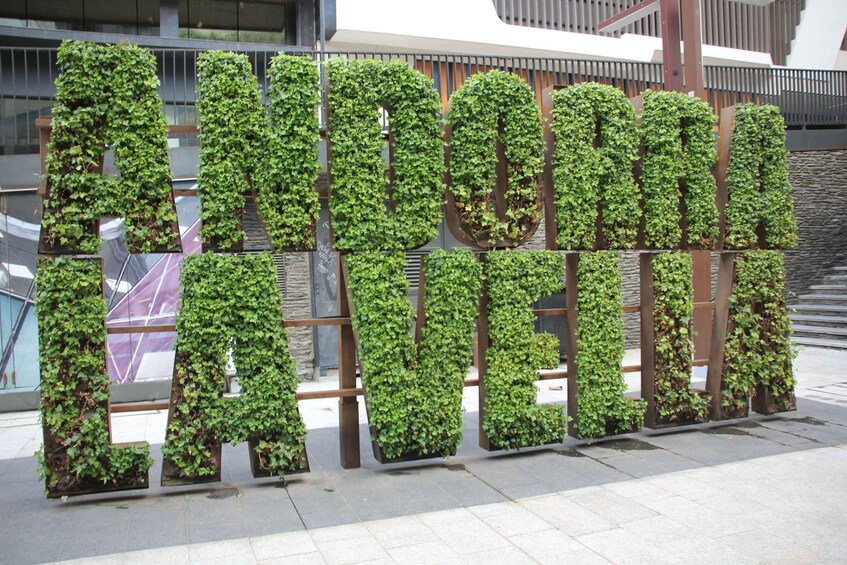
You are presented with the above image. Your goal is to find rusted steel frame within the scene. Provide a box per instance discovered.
[336,256,361,469]
[680,0,705,98]
[660,0,685,92]
[477,253,492,449]
[540,86,559,250]
[107,324,177,334]
[705,252,739,420]
[564,253,580,438]
[106,319,354,334]
[640,254,658,428]
[715,105,736,248]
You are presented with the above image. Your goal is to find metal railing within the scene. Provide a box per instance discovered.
[493,0,805,65]
[2,47,846,155]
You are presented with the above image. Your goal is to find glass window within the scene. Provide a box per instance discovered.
[25,0,85,31]
[0,294,24,354]
[0,0,27,27]
[84,0,139,34]
[179,0,238,42]
[237,1,286,44]
[179,0,288,44]
[2,304,38,392]
[1,98,54,156]
[136,0,160,36]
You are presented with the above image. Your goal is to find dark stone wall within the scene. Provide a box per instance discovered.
[783,149,847,298]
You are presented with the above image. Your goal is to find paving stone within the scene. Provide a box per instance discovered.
[577,527,682,564]
[463,544,538,564]
[249,530,318,560]
[364,515,438,549]
[566,488,658,525]
[657,535,757,565]
[313,534,390,564]
[430,518,513,556]
[477,504,553,537]
[507,528,585,560]
[258,551,326,565]
[386,540,464,564]
[520,495,616,537]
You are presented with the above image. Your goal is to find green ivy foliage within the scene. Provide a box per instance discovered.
[345,249,482,460]
[35,257,152,495]
[720,250,796,413]
[724,104,798,250]
[255,54,321,250]
[41,41,179,254]
[446,71,545,246]
[552,82,640,250]
[327,59,444,252]
[161,253,307,479]
[641,90,718,249]
[651,252,709,425]
[483,251,566,449]
[575,251,645,438]
[196,51,267,251]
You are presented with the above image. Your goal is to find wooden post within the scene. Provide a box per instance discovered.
[659,0,685,92]
[337,257,361,469]
[680,0,705,98]
[715,105,736,248]
[541,86,559,250]
[565,253,580,438]
[477,253,492,450]
[639,253,657,429]
[705,252,745,420]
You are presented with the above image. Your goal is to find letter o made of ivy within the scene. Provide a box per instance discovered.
[327,59,444,252]
[641,90,718,249]
[552,82,640,250]
[446,71,545,248]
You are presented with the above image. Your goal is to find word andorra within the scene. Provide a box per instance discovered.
[37,42,797,497]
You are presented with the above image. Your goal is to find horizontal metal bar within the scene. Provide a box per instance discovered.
[109,357,712,413]
[533,308,566,316]
[107,324,176,334]
[284,317,352,328]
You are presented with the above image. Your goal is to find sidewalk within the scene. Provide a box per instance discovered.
[0,347,845,564]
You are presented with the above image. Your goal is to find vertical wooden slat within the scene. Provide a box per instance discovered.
[565,253,580,438]
[337,258,360,469]
[705,252,737,419]
[477,254,492,450]
[640,253,657,429]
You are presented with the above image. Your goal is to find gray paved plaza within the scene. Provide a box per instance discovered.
[1,347,846,564]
